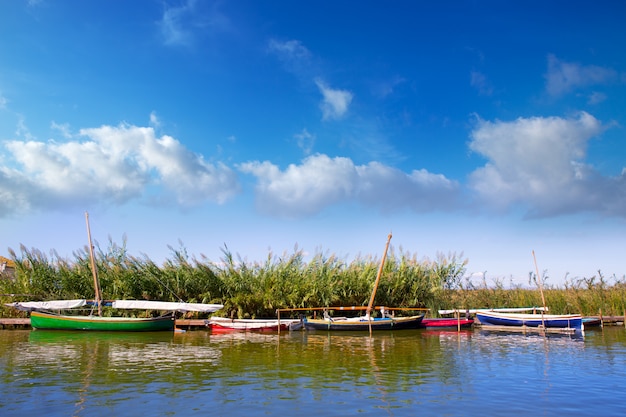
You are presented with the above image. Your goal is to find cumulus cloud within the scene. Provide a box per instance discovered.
[545,54,619,96]
[315,79,353,120]
[0,122,240,217]
[468,112,625,217]
[238,154,459,218]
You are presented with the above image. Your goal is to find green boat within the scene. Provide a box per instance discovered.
[30,310,175,332]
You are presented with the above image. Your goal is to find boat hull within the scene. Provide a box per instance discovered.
[208,317,298,333]
[476,311,583,329]
[421,318,474,328]
[304,315,424,331]
[30,311,175,332]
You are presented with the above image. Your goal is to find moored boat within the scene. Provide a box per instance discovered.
[207,317,299,332]
[303,313,424,331]
[29,310,175,332]
[475,310,583,330]
[582,317,602,328]
[421,317,474,328]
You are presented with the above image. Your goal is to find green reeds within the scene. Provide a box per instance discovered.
[1,241,625,319]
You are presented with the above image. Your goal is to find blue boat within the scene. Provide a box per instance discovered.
[476,311,583,330]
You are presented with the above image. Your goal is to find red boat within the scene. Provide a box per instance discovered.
[420,317,474,328]
[207,317,299,333]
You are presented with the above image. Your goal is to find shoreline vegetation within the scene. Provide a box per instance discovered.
[1,241,625,319]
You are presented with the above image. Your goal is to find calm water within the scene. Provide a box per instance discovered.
[1,326,625,416]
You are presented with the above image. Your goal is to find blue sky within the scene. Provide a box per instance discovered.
[1,0,625,287]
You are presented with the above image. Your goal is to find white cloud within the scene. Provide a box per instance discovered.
[238,154,459,218]
[149,111,161,128]
[267,39,311,62]
[294,129,315,155]
[267,39,315,78]
[372,75,406,98]
[160,1,194,46]
[50,121,72,138]
[315,79,353,121]
[468,112,625,217]
[158,0,230,47]
[0,122,240,216]
[587,91,607,105]
[545,54,618,96]
[470,71,493,96]
[15,115,35,141]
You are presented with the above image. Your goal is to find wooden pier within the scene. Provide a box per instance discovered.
[474,323,578,334]
[0,318,30,329]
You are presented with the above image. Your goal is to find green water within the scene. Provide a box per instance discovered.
[1,328,626,416]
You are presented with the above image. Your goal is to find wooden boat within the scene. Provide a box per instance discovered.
[475,310,583,330]
[29,310,175,332]
[303,313,424,331]
[582,317,602,328]
[207,317,299,333]
[421,317,473,328]
[6,213,223,332]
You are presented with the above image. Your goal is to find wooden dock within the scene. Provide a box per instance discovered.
[0,318,30,329]
[474,323,578,334]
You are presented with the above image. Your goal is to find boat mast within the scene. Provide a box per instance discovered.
[532,250,546,328]
[85,212,103,317]
[366,233,392,319]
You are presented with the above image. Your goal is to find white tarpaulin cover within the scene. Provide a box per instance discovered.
[5,299,87,311]
[111,300,223,313]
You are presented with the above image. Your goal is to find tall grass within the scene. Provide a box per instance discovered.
[445,271,626,317]
[1,241,625,318]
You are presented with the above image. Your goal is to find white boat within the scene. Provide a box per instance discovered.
[207,317,299,332]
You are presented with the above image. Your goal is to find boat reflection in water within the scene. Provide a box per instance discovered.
[2,326,623,416]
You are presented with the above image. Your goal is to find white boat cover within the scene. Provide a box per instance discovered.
[438,307,549,315]
[112,300,223,313]
[5,299,87,311]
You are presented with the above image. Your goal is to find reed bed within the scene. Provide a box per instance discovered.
[1,242,624,318]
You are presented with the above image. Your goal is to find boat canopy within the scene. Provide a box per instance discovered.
[438,307,549,315]
[111,300,223,313]
[7,299,223,313]
[6,300,87,311]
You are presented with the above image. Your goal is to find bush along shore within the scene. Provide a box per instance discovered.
[1,241,625,319]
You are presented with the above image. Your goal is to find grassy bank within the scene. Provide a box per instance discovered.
[1,242,625,318]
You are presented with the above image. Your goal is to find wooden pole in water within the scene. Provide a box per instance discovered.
[85,212,103,317]
[366,233,392,335]
[532,250,547,328]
